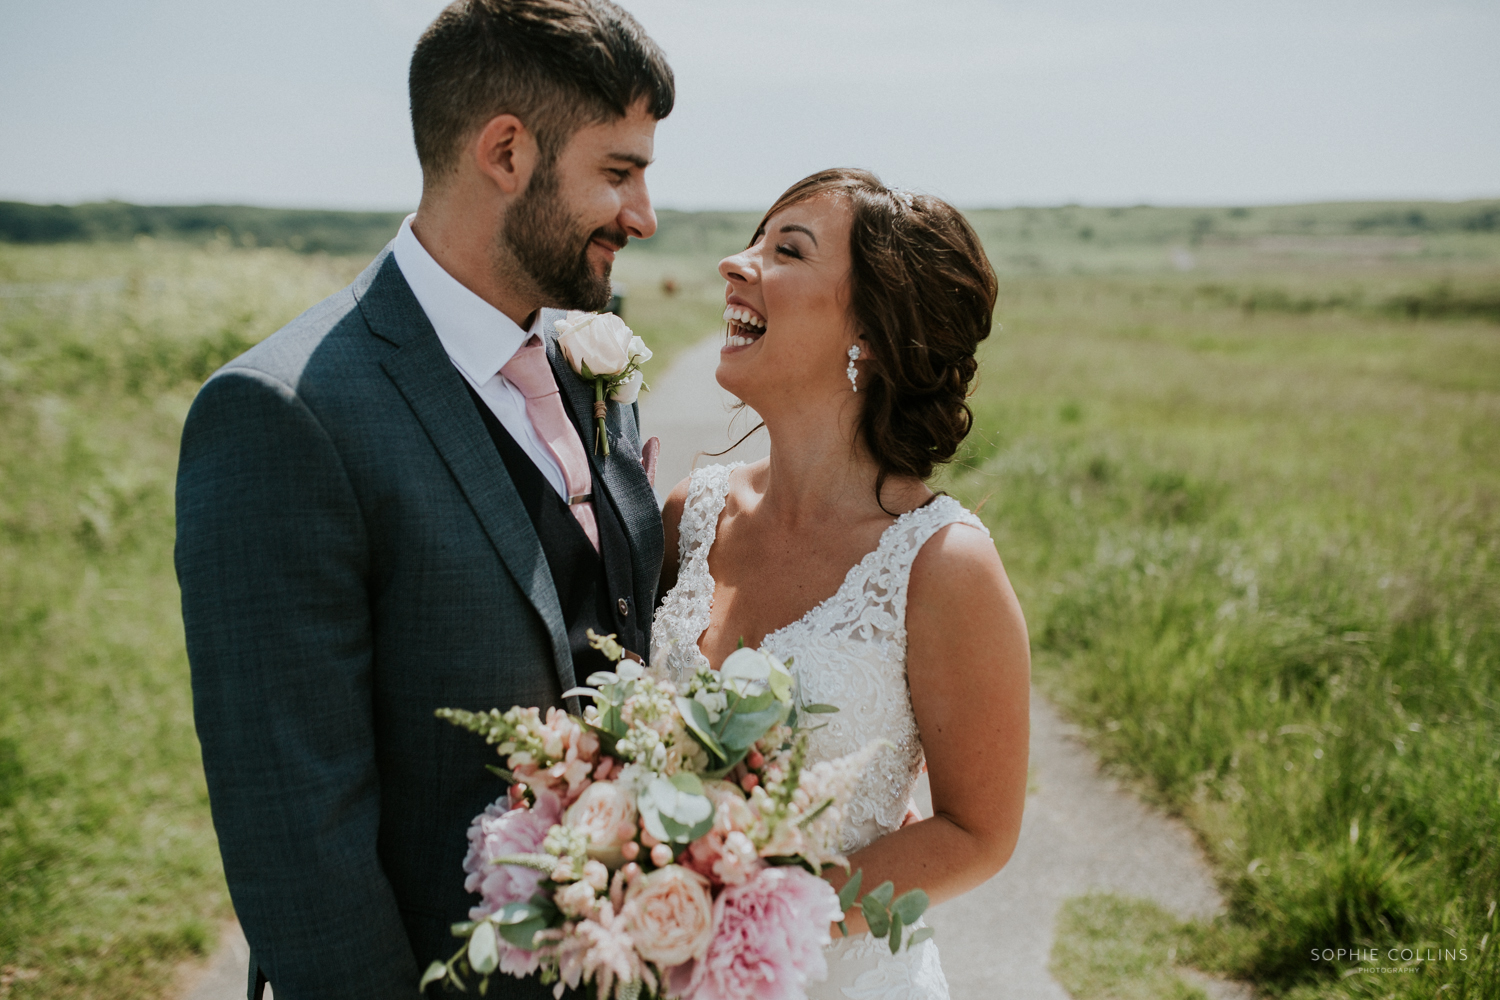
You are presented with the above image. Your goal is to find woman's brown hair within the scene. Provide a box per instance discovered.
[754,168,998,509]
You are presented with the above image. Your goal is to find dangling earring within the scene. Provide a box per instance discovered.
[846,344,861,392]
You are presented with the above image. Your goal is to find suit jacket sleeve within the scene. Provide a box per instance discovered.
[176,366,421,998]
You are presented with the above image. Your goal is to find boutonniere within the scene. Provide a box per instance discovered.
[554,311,652,455]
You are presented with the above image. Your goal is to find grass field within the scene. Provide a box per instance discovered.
[1,203,1497,998]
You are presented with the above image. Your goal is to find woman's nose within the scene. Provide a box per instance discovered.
[718,250,757,284]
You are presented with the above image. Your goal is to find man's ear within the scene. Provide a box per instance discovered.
[472,114,538,197]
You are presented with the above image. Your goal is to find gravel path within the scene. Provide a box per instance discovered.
[178,333,1244,1000]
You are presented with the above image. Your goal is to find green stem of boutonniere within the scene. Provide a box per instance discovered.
[593,377,609,456]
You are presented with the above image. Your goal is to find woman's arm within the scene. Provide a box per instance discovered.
[655,475,691,609]
[825,521,1031,932]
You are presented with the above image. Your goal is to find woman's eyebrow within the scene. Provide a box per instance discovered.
[778,224,818,246]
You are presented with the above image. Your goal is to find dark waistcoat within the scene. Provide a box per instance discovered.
[463,383,644,675]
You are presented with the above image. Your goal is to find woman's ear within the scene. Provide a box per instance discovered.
[472,114,538,197]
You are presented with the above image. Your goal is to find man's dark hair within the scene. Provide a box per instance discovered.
[409,0,674,181]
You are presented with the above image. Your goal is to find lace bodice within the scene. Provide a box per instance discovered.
[650,463,990,853]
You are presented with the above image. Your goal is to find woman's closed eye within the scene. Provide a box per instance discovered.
[774,243,803,259]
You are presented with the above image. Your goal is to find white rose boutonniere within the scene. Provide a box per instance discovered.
[554,310,652,455]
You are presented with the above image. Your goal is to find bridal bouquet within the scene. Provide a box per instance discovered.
[422,633,932,999]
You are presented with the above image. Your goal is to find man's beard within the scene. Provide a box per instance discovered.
[502,165,624,312]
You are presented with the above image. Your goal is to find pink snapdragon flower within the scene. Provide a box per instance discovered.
[680,866,842,1000]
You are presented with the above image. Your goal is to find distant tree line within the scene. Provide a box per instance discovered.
[0,201,409,255]
[2,199,1496,259]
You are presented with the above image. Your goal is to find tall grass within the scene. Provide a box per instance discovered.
[942,269,1500,998]
[0,240,367,997]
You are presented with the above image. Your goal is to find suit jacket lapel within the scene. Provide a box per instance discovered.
[543,311,663,618]
[355,252,577,699]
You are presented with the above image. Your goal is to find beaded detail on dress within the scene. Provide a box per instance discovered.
[649,462,990,852]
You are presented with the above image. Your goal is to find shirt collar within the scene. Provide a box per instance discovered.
[392,213,538,385]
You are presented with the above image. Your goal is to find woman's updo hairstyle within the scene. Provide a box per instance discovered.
[756,168,998,507]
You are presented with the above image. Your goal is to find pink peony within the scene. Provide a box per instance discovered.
[462,789,563,975]
[681,866,842,1000]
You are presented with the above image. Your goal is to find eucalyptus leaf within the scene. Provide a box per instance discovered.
[801,703,840,714]
[718,704,788,751]
[890,888,930,925]
[467,923,500,975]
[662,811,714,843]
[729,690,777,715]
[837,870,864,913]
[561,686,602,701]
[868,880,896,908]
[888,912,904,954]
[496,915,547,950]
[494,902,549,950]
[700,748,750,780]
[676,696,728,760]
[638,801,671,844]
[909,927,935,946]
[668,771,706,797]
[861,896,890,938]
[420,961,449,990]
[450,920,477,937]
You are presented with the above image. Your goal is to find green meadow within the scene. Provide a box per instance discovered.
[1,200,1497,998]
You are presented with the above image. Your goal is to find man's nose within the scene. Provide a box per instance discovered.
[621,184,657,241]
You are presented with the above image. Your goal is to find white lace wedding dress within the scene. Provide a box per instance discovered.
[651,463,989,1000]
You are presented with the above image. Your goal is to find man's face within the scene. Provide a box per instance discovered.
[502,99,659,311]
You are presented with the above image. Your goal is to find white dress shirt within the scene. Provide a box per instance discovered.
[392,214,569,499]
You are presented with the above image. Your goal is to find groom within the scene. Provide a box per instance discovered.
[174,2,671,997]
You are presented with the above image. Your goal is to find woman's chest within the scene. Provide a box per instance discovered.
[697,523,882,666]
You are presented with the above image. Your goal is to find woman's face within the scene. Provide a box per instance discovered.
[714,193,859,409]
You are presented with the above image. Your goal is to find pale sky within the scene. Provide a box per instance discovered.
[2,0,1497,211]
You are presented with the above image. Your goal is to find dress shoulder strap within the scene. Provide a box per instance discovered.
[879,495,991,625]
[676,463,740,568]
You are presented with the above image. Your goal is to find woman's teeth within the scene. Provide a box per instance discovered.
[722,306,766,330]
[726,333,756,347]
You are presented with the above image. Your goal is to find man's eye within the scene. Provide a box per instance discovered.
[610,169,631,183]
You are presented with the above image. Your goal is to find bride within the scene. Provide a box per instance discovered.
[650,168,1031,999]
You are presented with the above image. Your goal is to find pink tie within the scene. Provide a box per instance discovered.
[500,336,599,551]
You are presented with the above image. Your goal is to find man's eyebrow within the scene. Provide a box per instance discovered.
[778,223,818,245]
[608,152,652,169]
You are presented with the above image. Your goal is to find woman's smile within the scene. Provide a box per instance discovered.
[722,300,767,351]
